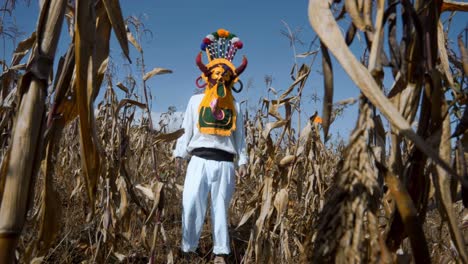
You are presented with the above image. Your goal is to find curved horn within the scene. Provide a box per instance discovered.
[196,52,210,76]
[235,56,248,76]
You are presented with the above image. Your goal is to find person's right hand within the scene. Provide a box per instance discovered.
[237,164,247,178]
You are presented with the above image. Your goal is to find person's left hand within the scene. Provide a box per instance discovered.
[237,165,247,178]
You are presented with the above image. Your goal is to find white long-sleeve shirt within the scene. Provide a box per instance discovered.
[173,94,248,167]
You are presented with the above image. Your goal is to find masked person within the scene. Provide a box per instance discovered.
[174,28,248,263]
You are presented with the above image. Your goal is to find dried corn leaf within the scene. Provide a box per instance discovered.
[166,250,174,264]
[127,30,142,53]
[254,176,273,260]
[143,68,173,81]
[459,35,468,75]
[30,257,44,264]
[273,188,289,230]
[236,207,256,229]
[102,204,112,242]
[136,184,154,200]
[441,0,468,12]
[381,163,430,262]
[95,58,109,101]
[345,23,357,46]
[102,0,131,62]
[117,176,128,218]
[433,107,468,263]
[145,181,164,224]
[50,45,76,126]
[279,64,309,100]
[75,0,100,216]
[10,32,36,66]
[50,44,74,103]
[1,71,13,105]
[113,252,126,262]
[320,41,333,141]
[33,142,61,257]
[116,82,129,93]
[279,155,295,167]
[437,22,455,89]
[153,128,184,145]
[296,50,318,58]
[116,99,146,114]
[367,0,384,75]
[363,0,373,31]
[387,3,400,76]
[345,0,369,31]
[8,64,26,71]
[262,120,288,139]
[461,136,468,207]
[296,121,312,156]
[268,87,278,95]
[307,0,458,179]
[94,2,112,101]
[263,98,289,121]
[0,149,11,206]
[70,172,82,199]
[56,95,78,126]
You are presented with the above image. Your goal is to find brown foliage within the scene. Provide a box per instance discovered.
[0,0,467,263]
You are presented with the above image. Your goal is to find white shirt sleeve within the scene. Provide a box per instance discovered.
[234,102,248,166]
[173,97,194,159]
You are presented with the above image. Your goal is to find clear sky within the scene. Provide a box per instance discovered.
[2,1,467,142]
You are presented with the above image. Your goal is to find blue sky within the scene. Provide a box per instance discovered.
[3,1,467,142]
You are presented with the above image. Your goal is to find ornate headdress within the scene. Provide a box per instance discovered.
[195,28,248,136]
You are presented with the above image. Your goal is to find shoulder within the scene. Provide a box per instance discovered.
[186,94,203,112]
[190,94,204,102]
[188,94,203,105]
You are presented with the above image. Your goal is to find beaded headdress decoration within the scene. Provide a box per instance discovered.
[195,28,248,136]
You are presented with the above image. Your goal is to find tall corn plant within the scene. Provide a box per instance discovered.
[0,0,131,262]
[0,1,66,261]
[311,99,386,263]
[308,0,468,262]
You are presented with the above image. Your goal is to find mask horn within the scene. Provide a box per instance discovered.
[235,56,248,76]
[196,52,210,76]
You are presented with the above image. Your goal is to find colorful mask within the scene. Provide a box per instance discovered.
[195,28,248,136]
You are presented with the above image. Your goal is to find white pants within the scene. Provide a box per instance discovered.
[181,155,235,255]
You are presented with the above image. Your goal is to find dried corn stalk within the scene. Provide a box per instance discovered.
[311,100,384,263]
[0,0,66,262]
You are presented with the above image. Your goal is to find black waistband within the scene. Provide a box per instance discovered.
[191,147,235,162]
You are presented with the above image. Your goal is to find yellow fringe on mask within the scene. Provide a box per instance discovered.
[197,83,236,136]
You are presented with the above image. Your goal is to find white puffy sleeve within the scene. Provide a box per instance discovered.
[234,102,248,166]
[173,96,194,159]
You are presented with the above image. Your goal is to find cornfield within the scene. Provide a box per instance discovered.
[0,0,467,263]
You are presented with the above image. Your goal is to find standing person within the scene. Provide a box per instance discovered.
[174,28,248,264]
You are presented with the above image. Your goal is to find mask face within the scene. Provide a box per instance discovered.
[209,65,233,85]
[210,66,224,82]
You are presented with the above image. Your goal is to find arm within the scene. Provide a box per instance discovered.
[234,102,248,168]
[173,97,194,159]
